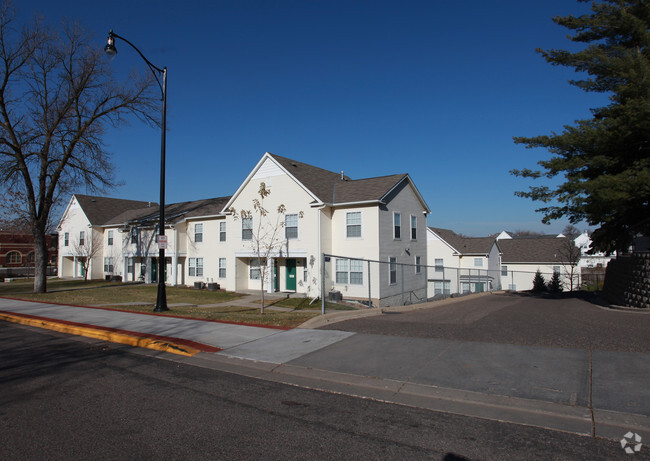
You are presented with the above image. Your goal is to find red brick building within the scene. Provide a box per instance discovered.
[0,231,58,268]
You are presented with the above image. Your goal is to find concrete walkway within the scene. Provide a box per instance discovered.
[0,296,648,444]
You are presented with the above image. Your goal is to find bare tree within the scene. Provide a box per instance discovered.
[557,237,581,291]
[71,230,102,282]
[0,2,159,293]
[231,182,302,314]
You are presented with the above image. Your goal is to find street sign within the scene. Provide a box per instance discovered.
[157,235,167,249]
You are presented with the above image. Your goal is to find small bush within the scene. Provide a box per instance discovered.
[532,270,547,293]
[547,271,563,293]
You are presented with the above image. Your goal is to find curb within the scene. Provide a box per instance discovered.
[0,311,219,357]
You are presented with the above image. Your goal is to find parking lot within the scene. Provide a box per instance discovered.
[319,292,650,353]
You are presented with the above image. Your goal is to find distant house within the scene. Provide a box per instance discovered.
[427,227,500,296]
[495,233,580,291]
[574,231,615,268]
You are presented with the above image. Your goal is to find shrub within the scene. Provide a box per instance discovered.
[532,270,547,293]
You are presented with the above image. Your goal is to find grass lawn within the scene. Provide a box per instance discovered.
[0,279,347,328]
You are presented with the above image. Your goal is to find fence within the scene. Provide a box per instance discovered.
[0,265,58,279]
[320,253,600,312]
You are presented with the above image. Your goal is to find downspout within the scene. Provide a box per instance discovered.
[315,204,326,311]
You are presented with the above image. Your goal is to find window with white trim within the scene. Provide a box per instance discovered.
[411,215,417,240]
[474,258,483,267]
[79,231,85,246]
[131,227,138,244]
[104,257,114,273]
[285,214,298,239]
[346,212,361,238]
[434,281,451,295]
[242,217,253,240]
[107,230,113,246]
[435,258,444,272]
[249,258,261,280]
[218,258,226,278]
[189,258,203,277]
[195,223,203,243]
[127,257,134,275]
[415,256,422,274]
[64,232,69,246]
[553,266,561,274]
[219,222,226,242]
[393,212,401,239]
[501,265,508,276]
[389,257,397,284]
[335,258,363,285]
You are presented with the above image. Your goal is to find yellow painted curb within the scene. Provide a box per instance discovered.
[0,313,200,357]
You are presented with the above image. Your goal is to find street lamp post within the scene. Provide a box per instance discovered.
[105,30,169,312]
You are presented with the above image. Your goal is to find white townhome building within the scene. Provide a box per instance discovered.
[58,152,431,307]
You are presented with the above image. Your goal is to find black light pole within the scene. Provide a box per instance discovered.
[105,30,169,312]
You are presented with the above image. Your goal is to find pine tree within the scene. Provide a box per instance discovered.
[512,1,650,254]
[532,270,547,293]
[547,271,563,293]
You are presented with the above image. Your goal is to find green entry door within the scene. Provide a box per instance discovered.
[286,259,296,291]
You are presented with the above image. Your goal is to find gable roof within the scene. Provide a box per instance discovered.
[429,227,495,255]
[227,152,430,212]
[497,236,575,264]
[105,196,232,227]
[73,195,156,226]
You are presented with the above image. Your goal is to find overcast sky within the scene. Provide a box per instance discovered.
[21,0,608,236]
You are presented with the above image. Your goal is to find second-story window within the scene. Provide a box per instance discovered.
[394,212,401,239]
[411,215,417,240]
[285,214,298,239]
[131,227,138,244]
[219,222,226,242]
[346,212,361,238]
[107,230,113,246]
[195,223,203,243]
[242,217,253,240]
[64,232,69,246]
[474,258,483,267]
[435,258,444,272]
[79,231,85,246]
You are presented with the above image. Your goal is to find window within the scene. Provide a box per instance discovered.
[189,258,204,277]
[64,232,69,246]
[107,230,114,246]
[435,258,444,272]
[79,231,85,246]
[127,257,134,275]
[131,227,138,244]
[389,257,397,284]
[434,281,451,295]
[415,256,422,274]
[393,212,401,239]
[411,215,417,240]
[346,212,361,238]
[335,259,363,285]
[6,251,21,264]
[285,214,298,239]
[195,223,203,243]
[242,217,253,240]
[104,257,114,273]
[553,266,561,274]
[249,258,261,280]
[501,265,508,276]
[27,252,35,265]
[335,259,348,284]
[474,258,483,267]
[219,222,226,242]
[218,258,226,278]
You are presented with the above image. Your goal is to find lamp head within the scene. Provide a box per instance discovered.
[104,31,117,58]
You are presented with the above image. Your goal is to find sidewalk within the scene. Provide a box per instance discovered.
[1,296,648,444]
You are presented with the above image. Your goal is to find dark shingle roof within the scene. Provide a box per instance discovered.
[269,153,418,206]
[74,195,156,226]
[498,236,574,263]
[429,227,495,255]
[104,196,231,227]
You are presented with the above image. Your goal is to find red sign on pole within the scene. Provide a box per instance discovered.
[158,235,168,249]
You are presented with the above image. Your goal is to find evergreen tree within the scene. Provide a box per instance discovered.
[548,271,564,293]
[532,270,547,293]
[512,1,650,254]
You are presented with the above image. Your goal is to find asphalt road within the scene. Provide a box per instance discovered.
[0,322,634,460]
[319,292,650,352]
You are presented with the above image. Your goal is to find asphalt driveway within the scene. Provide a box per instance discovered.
[318,292,650,353]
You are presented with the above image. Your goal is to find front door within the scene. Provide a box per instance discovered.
[286,259,296,291]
